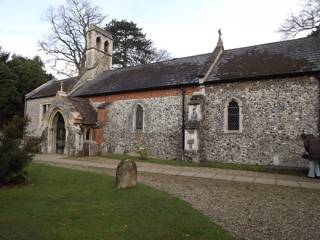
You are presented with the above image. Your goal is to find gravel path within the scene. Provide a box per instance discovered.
[138,173,320,240]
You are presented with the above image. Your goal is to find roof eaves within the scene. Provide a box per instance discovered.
[25,79,55,100]
[73,82,200,98]
[205,70,320,85]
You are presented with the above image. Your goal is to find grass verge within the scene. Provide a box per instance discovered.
[0,164,234,240]
[101,153,307,176]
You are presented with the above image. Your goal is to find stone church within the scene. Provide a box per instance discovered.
[25,25,320,167]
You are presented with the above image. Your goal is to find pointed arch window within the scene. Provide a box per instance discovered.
[227,100,240,131]
[223,98,243,133]
[135,104,144,131]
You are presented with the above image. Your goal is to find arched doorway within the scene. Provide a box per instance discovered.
[53,112,66,154]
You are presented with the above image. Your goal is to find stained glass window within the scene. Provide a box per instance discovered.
[228,100,240,131]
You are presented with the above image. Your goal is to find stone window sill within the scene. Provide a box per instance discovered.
[224,130,243,134]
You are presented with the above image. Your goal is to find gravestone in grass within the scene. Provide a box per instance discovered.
[115,159,137,189]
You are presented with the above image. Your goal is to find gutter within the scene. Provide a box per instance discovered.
[203,71,320,85]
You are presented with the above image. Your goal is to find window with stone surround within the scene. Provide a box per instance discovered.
[228,100,239,130]
[224,98,243,133]
[135,104,144,131]
[41,104,51,119]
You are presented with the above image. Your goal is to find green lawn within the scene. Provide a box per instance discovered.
[0,164,233,240]
[101,153,307,176]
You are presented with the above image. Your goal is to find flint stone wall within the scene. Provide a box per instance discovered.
[202,76,319,167]
[25,97,54,137]
[104,96,184,159]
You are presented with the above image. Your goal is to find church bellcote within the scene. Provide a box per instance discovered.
[84,25,113,78]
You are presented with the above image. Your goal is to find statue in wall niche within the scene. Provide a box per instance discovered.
[115,159,137,189]
[190,106,198,121]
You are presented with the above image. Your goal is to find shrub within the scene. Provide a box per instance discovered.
[137,147,148,160]
[0,116,40,185]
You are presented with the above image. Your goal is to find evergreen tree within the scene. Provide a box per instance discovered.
[0,116,40,185]
[0,48,52,127]
[105,19,170,68]
[0,61,21,127]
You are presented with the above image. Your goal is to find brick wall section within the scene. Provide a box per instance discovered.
[90,86,199,141]
[89,87,198,103]
[94,108,107,144]
[88,87,199,158]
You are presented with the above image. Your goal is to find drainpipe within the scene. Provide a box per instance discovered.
[181,88,186,160]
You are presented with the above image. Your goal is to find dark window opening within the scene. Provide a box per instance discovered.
[56,112,65,154]
[96,37,101,49]
[42,104,50,116]
[86,129,90,140]
[104,41,109,52]
[42,105,47,116]
[135,105,143,131]
[228,100,240,131]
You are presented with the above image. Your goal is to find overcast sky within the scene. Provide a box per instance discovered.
[0,0,304,76]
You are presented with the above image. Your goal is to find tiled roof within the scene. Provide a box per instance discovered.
[206,36,320,82]
[68,97,97,125]
[26,36,320,99]
[71,54,210,97]
[27,77,79,99]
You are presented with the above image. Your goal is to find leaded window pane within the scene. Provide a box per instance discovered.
[228,100,239,131]
[136,105,143,130]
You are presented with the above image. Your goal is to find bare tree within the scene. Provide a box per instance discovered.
[143,47,171,65]
[279,0,320,38]
[39,0,106,77]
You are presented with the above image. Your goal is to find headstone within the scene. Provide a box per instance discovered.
[115,159,137,189]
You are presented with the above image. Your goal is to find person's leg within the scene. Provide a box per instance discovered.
[308,160,316,178]
[315,160,320,178]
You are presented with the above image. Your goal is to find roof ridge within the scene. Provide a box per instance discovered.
[224,36,316,52]
[106,52,211,73]
[55,76,78,82]
[68,96,88,101]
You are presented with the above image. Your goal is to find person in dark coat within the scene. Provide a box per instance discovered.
[301,133,320,178]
